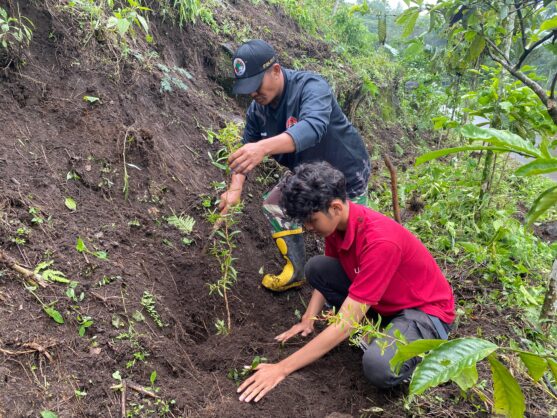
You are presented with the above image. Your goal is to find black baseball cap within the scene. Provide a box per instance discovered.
[232,40,277,95]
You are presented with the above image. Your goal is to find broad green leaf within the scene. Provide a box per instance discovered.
[452,363,478,392]
[488,355,525,418]
[76,237,87,253]
[467,35,485,62]
[460,125,540,158]
[540,16,557,32]
[526,185,557,226]
[415,146,510,166]
[409,338,498,396]
[547,358,557,381]
[41,412,58,418]
[390,339,446,374]
[519,352,547,382]
[515,159,557,176]
[65,197,77,211]
[150,370,157,385]
[396,7,420,38]
[44,307,64,324]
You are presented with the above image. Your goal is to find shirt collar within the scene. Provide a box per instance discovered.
[338,200,362,251]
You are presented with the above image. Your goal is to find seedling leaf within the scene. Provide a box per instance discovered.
[65,197,77,211]
[44,307,64,324]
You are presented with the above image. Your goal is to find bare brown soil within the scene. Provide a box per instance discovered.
[0,1,555,417]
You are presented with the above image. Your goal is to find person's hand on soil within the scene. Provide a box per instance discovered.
[228,142,266,174]
[237,363,287,402]
[218,187,242,214]
[274,319,314,343]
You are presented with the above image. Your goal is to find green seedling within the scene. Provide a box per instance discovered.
[66,170,80,181]
[40,412,57,418]
[76,237,108,260]
[166,213,195,234]
[29,207,44,224]
[77,314,93,336]
[66,280,84,302]
[128,219,141,227]
[74,389,87,398]
[141,291,164,327]
[111,370,123,391]
[65,197,77,211]
[26,285,64,324]
[83,95,100,104]
[97,275,121,287]
[34,261,71,284]
[227,356,268,384]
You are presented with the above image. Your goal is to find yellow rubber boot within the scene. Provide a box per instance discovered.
[262,228,305,291]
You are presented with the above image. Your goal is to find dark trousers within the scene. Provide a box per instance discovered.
[305,255,450,389]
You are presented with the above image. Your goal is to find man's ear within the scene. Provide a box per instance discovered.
[330,199,344,215]
[271,63,281,77]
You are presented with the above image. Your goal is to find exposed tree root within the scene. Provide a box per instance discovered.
[0,249,48,288]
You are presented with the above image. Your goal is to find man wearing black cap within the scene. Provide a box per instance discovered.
[219,39,371,292]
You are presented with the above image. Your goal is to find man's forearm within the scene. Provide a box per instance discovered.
[278,322,349,376]
[260,132,296,156]
[230,172,246,191]
[302,289,326,323]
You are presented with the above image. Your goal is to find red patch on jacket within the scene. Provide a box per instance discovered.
[286,116,298,129]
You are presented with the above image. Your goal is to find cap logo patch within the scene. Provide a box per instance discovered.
[286,116,298,129]
[233,58,246,76]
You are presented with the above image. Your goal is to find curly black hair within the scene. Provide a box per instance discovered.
[279,161,347,223]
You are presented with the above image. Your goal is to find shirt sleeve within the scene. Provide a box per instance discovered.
[286,77,332,153]
[348,240,402,305]
[243,102,262,144]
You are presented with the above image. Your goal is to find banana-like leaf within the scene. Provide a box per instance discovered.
[515,159,557,176]
[525,185,557,226]
[460,125,541,158]
[390,339,446,374]
[518,352,547,382]
[409,338,498,396]
[452,363,479,392]
[547,358,557,381]
[415,146,510,166]
[488,355,525,418]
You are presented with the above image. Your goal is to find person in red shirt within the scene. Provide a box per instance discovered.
[237,161,455,403]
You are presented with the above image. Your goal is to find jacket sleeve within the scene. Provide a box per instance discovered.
[242,102,262,144]
[286,77,332,152]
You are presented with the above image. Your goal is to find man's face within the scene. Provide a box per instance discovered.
[250,65,281,105]
[303,208,338,237]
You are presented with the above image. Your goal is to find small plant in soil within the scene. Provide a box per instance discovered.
[166,212,195,245]
[0,6,33,67]
[25,284,64,324]
[227,356,268,385]
[76,237,109,260]
[140,290,165,327]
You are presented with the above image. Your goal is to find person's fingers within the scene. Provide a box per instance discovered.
[243,382,265,402]
[228,147,244,164]
[254,385,274,403]
[237,374,255,393]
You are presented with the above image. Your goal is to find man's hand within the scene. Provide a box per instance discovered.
[237,363,287,402]
[229,142,266,175]
[218,187,242,214]
[274,319,314,343]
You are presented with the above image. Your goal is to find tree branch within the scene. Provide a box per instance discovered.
[514,0,527,50]
[515,31,555,70]
[551,71,557,100]
[485,38,511,65]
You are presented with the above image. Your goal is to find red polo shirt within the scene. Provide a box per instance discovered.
[325,201,455,324]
